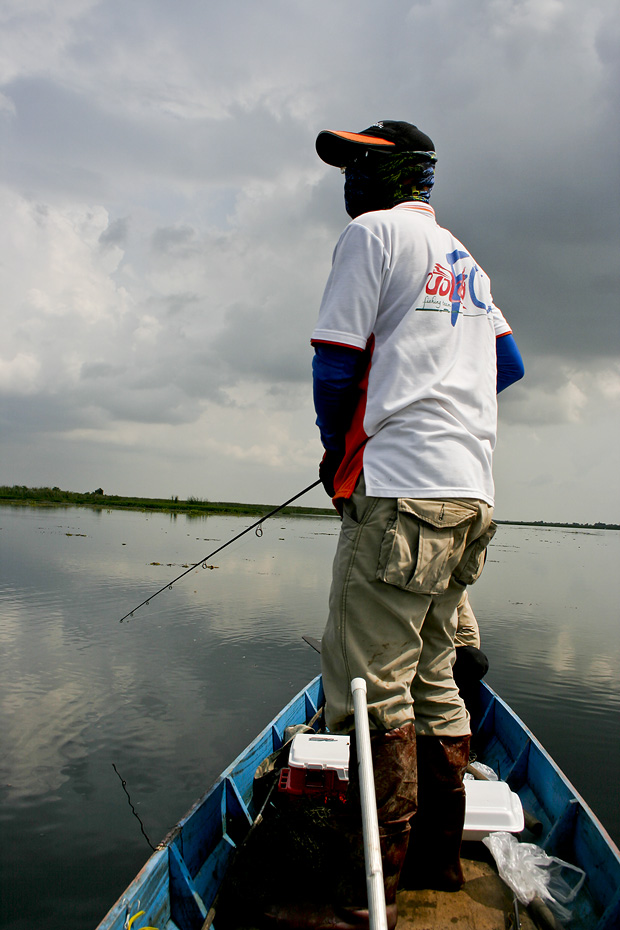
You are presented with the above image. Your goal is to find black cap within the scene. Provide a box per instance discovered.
[316,120,435,167]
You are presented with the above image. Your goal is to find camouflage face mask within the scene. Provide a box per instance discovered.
[344,150,437,219]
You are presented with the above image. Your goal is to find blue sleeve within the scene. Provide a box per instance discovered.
[496,333,524,393]
[312,343,365,451]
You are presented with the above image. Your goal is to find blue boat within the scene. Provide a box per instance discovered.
[96,676,620,930]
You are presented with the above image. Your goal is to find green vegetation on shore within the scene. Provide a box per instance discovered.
[1,485,618,529]
[0,485,333,518]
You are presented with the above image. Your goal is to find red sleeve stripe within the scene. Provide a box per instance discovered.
[311,339,365,351]
[332,335,376,502]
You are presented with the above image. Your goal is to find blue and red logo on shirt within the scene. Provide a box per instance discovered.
[423,250,492,325]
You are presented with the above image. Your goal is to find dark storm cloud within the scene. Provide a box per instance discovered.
[2,75,314,201]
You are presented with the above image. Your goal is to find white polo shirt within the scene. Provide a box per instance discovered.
[311,202,512,505]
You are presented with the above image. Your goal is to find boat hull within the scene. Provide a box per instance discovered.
[96,676,620,930]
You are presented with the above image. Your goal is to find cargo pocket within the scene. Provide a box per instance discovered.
[453,521,497,586]
[376,499,478,596]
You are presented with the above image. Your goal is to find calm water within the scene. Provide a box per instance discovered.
[0,504,618,929]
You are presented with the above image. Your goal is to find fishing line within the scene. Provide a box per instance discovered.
[112,763,156,851]
[119,479,321,623]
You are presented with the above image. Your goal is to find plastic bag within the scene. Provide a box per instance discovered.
[483,831,586,922]
[465,761,498,781]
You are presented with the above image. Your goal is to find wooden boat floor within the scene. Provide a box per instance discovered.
[396,848,536,929]
[213,781,537,930]
[216,844,536,930]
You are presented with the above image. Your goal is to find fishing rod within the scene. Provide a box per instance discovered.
[119,479,322,623]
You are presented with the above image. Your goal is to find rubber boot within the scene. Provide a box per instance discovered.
[264,723,417,930]
[400,733,470,892]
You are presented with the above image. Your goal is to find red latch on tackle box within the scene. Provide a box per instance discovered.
[278,733,350,800]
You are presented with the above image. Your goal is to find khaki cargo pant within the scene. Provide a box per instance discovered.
[454,589,481,649]
[321,476,495,736]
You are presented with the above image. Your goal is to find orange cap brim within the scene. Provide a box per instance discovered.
[316,129,396,167]
[327,131,395,147]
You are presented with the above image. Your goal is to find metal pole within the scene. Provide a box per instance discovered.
[351,678,388,930]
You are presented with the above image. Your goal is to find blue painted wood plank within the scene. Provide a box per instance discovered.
[569,803,620,915]
[169,843,208,930]
[224,776,253,843]
[526,740,575,826]
[226,728,281,806]
[192,833,238,910]
[474,686,496,742]
[596,890,620,930]
[169,780,227,881]
[95,849,170,930]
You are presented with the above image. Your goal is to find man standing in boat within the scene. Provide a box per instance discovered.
[306,120,523,928]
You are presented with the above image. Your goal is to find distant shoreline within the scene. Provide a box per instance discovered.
[1,485,618,530]
[0,485,332,519]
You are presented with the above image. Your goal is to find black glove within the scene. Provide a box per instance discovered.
[319,449,344,498]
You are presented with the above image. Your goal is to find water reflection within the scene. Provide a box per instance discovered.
[0,505,618,929]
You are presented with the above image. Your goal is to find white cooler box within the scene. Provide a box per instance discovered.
[278,733,350,801]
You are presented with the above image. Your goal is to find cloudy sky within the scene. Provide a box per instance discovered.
[1,0,618,523]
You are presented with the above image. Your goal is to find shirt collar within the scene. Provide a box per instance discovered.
[393,202,436,220]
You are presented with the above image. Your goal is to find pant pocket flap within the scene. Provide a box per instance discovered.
[453,522,498,587]
[397,498,477,530]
